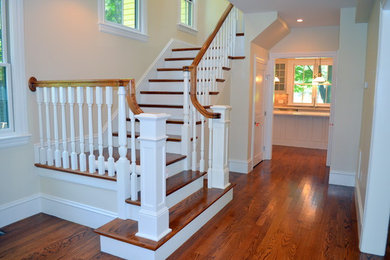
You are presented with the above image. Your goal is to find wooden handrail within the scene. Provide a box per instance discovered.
[184,3,234,119]
[28,76,143,115]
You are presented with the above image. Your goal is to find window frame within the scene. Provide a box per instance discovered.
[98,0,148,42]
[0,0,30,148]
[287,58,333,107]
[177,0,198,35]
[274,61,287,93]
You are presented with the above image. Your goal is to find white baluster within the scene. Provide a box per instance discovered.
[86,87,95,173]
[68,88,77,170]
[208,118,213,188]
[96,87,105,175]
[59,87,69,169]
[130,109,138,200]
[43,88,53,166]
[77,87,86,171]
[106,88,115,176]
[37,88,46,164]
[135,113,171,241]
[210,105,231,189]
[192,105,197,171]
[182,69,191,171]
[51,88,61,167]
[116,86,131,219]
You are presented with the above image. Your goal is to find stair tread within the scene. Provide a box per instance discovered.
[171,47,201,52]
[157,67,230,71]
[140,91,219,95]
[95,181,235,250]
[125,170,207,206]
[126,117,203,125]
[165,57,195,61]
[113,131,182,142]
[139,104,183,109]
[34,149,186,178]
[149,78,225,82]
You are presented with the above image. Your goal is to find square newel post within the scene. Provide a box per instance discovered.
[210,105,232,189]
[135,113,172,241]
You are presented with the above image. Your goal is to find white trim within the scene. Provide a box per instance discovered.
[229,159,252,174]
[328,170,355,187]
[98,0,149,41]
[355,179,364,239]
[177,23,198,35]
[0,194,41,228]
[37,167,117,191]
[0,0,30,148]
[41,194,116,229]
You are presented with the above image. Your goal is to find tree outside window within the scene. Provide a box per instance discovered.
[105,0,138,29]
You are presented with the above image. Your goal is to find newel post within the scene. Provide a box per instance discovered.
[210,105,232,189]
[116,86,131,219]
[135,113,172,241]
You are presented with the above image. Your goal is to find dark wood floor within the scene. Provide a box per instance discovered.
[0,146,388,259]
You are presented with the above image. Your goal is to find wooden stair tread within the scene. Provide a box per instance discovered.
[140,91,219,95]
[171,47,201,52]
[95,182,235,251]
[165,57,195,61]
[138,104,183,109]
[149,78,225,83]
[228,56,245,60]
[236,32,244,36]
[157,67,230,71]
[126,117,203,125]
[113,131,182,142]
[125,170,207,206]
[34,149,186,178]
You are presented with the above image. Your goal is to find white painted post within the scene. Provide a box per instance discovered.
[36,88,46,164]
[96,87,105,175]
[77,87,86,171]
[43,87,53,166]
[51,88,61,167]
[59,87,69,169]
[86,87,95,173]
[68,88,78,170]
[116,86,131,219]
[210,105,231,189]
[207,119,213,188]
[135,113,172,241]
[129,110,138,201]
[182,69,191,171]
[106,88,115,177]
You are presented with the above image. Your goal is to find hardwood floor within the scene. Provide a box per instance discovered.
[0,146,388,259]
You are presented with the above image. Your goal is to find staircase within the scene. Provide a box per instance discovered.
[30,3,244,260]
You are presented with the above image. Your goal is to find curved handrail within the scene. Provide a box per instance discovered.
[28,76,143,115]
[184,3,234,119]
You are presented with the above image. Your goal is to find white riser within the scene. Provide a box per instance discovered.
[141,107,184,117]
[148,82,184,91]
[157,71,184,78]
[166,141,182,154]
[139,94,184,105]
[164,60,194,68]
[166,158,186,178]
[170,50,199,58]
[101,188,233,260]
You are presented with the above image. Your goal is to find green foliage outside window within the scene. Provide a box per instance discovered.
[181,0,193,26]
[105,0,137,29]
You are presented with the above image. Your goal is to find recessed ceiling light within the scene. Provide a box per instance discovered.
[297,18,304,23]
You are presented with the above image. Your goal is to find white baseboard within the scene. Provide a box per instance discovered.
[1,193,117,229]
[329,170,355,187]
[229,159,252,174]
[355,179,364,240]
[0,194,42,228]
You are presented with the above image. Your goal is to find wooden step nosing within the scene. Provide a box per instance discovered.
[171,47,201,52]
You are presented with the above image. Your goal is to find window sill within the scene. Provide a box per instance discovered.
[98,22,149,42]
[0,133,31,149]
[177,23,198,35]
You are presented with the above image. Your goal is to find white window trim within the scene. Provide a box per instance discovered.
[0,0,31,149]
[177,0,198,35]
[98,0,149,42]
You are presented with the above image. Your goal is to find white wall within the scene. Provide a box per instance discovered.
[271,26,340,53]
[0,0,228,211]
[357,0,390,255]
[329,8,367,186]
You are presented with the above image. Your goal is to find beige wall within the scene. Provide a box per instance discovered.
[271,26,340,53]
[330,8,367,176]
[0,0,228,207]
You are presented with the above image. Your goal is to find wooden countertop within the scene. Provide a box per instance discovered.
[273,110,330,117]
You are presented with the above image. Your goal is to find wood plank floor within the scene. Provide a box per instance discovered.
[0,146,388,259]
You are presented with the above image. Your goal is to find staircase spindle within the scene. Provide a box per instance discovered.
[86,87,95,173]
[68,88,78,170]
[77,87,86,171]
[130,110,137,200]
[182,69,191,171]
[208,118,213,188]
[96,87,105,175]
[36,88,46,164]
[43,87,53,166]
[106,87,115,176]
[191,105,197,171]
[59,87,69,169]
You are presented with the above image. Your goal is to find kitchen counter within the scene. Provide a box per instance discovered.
[273,110,330,117]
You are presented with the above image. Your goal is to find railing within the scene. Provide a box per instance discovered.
[29,77,138,218]
[182,3,236,188]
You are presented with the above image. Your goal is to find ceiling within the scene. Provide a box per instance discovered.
[229,0,357,28]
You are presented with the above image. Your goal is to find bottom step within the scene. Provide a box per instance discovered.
[95,182,234,260]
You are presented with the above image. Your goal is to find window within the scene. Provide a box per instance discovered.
[274,63,286,91]
[98,0,148,41]
[291,59,333,106]
[177,0,197,34]
[0,0,30,148]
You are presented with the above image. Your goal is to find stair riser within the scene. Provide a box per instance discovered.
[139,94,184,106]
[157,71,184,78]
[141,107,184,117]
[170,50,199,58]
[148,82,184,91]
[164,60,193,68]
